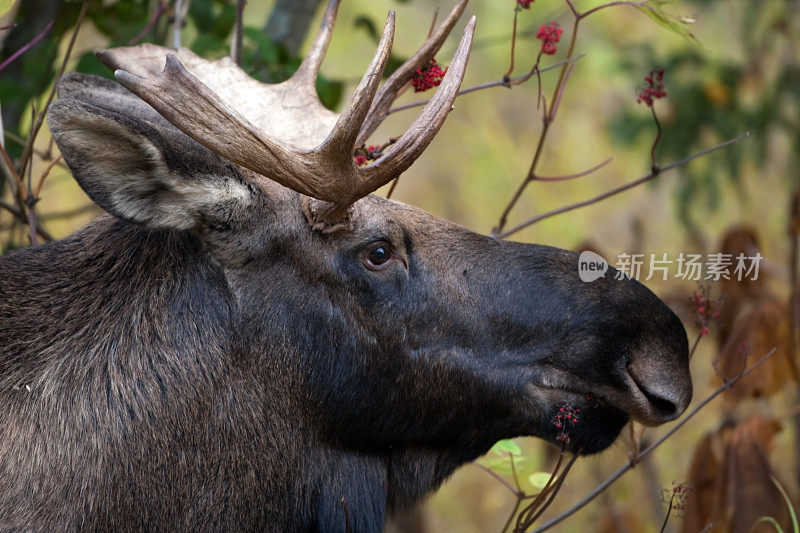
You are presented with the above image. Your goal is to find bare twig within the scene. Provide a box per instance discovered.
[3,130,69,169]
[650,106,662,170]
[531,347,778,532]
[535,158,613,182]
[494,132,751,240]
[34,155,62,198]
[504,10,520,81]
[474,462,520,496]
[0,198,54,242]
[493,15,582,235]
[18,0,89,177]
[26,197,38,246]
[0,20,53,73]
[129,0,168,45]
[231,0,246,65]
[0,199,20,217]
[387,55,585,116]
[493,0,682,236]
[517,452,580,531]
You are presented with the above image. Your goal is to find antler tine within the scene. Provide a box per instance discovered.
[317,12,395,167]
[356,0,469,146]
[354,16,476,198]
[115,55,336,200]
[291,0,341,87]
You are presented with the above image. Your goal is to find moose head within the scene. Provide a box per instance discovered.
[0,0,691,529]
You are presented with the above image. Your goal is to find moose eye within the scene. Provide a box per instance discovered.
[364,242,393,271]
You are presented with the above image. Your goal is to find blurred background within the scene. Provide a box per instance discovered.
[1,0,798,531]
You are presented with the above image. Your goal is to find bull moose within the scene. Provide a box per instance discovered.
[0,0,692,530]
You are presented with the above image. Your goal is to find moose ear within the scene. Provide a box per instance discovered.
[47,98,253,230]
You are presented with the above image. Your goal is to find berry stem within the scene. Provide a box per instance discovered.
[650,105,662,171]
[493,16,581,236]
[504,10,520,81]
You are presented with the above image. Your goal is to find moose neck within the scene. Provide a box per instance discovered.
[0,217,484,529]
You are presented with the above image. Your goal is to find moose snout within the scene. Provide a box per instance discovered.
[624,345,692,425]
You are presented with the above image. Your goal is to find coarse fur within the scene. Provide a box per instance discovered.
[0,73,692,531]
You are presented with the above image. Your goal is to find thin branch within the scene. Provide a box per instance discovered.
[504,10,520,80]
[230,0,246,65]
[19,0,89,177]
[518,452,580,530]
[26,197,38,246]
[493,16,582,235]
[0,141,26,200]
[0,20,53,73]
[535,157,613,182]
[474,462,520,496]
[0,199,54,242]
[547,63,575,123]
[34,155,62,198]
[650,106,662,169]
[577,1,650,20]
[659,492,675,533]
[387,54,585,116]
[494,132,751,240]
[531,347,778,532]
[3,130,69,169]
[0,199,20,217]
[129,1,168,45]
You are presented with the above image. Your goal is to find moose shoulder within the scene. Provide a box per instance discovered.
[0,1,691,530]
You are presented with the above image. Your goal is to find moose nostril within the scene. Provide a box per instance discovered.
[626,366,689,423]
[638,386,678,419]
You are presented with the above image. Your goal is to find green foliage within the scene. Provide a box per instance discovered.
[478,440,527,476]
[1,0,349,150]
[608,0,798,234]
[0,0,15,18]
[635,1,701,47]
[528,471,553,490]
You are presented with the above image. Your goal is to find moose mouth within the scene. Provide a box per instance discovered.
[528,365,685,454]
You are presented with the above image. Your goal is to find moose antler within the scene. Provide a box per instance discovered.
[108,0,475,223]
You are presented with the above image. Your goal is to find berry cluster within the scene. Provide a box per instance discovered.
[689,287,721,336]
[662,481,692,514]
[552,404,580,443]
[536,22,563,55]
[353,145,382,167]
[637,68,667,107]
[412,59,447,93]
[516,0,534,9]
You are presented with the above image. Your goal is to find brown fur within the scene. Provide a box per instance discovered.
[0,74,693,530]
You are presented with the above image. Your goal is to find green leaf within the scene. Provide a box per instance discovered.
[635,3,701,47]
[492,439,522,456]
[0,0,15,18]
[528,472,553,491]
[477,455,526,475]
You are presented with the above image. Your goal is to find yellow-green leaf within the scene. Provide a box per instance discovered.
[0,0,15,19]
[636,3,701,47]
[528,472,553,491]
[491,439,522,456]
